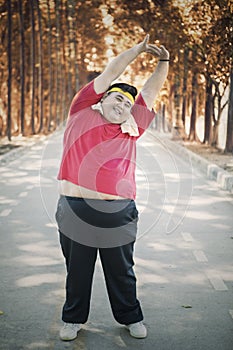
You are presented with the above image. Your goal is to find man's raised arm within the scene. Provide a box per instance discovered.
[140,44,170,110]
[94,35,150,94]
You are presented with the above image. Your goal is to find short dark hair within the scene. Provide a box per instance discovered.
[107,83,138,101]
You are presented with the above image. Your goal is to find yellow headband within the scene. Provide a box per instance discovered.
[107,87,135,104]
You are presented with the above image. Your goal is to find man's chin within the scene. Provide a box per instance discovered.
[109,118,124,125]
[104,113,127,124]
[111,115,128,124]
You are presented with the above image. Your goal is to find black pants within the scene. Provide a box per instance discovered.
[59,232,143,325]
[56,195,139,248]
[56,196,143,324]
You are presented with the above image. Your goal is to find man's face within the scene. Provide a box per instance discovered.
[101,92,133,124]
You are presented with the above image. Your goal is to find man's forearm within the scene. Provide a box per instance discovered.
[104,45,141,81]
[94,36,150,94]
[141,61,169,110]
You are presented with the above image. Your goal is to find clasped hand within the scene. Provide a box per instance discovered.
[137,34,169,60]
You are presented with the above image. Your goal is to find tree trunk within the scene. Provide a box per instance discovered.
[225,69,233,152]
[188,63,198,141]
[47,0,53,132]
[181,47,188,129]
[61,0,67,122]
[70,0,79,91]
[7,0,12,141]
[173,52,183,132]
[203,75,213,144]
[18,0,25,136]
[162,103,166,132]
[66,0,73,101]
[212,120,220,147]
[173,55,186,139]
[35,0,44,133]
[211,83,221,147]
[30,0,36,134]
[55,0,61,126]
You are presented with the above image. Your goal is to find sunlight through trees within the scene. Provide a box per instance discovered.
[0,0,232,151]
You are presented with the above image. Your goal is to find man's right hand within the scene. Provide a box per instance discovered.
[136,34,150,54]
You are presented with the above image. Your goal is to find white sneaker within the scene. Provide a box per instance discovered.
[126,321,147,338]
[59,322,81,341]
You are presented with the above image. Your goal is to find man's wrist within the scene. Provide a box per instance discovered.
[134,44,142,56]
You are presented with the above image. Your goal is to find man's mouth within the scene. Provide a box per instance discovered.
[113,107,122,116]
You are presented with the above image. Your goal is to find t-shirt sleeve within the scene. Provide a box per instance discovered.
[69,80,104,117]
[132,93,156,137]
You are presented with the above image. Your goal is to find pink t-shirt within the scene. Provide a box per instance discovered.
[57,81,155,199]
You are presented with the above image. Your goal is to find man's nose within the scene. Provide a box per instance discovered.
[116,101,124,109]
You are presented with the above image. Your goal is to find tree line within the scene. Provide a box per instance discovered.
[0,0,232,152]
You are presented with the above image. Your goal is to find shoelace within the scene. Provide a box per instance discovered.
[64,323,79,329]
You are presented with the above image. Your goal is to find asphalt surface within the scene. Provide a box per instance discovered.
[0,129,233,350]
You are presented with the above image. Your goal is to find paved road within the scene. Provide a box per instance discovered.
[0,130,233,350]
